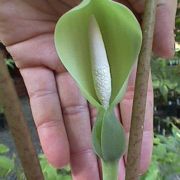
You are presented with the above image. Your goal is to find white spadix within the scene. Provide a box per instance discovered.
[89,16,112,109]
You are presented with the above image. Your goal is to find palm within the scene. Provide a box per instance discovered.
[0,0,132,69]
[0,1,159,180]
[0,0,78,71]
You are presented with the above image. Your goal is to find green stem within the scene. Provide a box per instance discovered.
[102,160,119,180]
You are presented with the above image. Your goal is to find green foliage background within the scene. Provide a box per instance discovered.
[141,125,180,180]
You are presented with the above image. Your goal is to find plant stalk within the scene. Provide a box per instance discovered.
[102,160,119,180]
[125,0,157,180]
[0,46,44,180]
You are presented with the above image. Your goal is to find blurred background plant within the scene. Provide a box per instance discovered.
[0,143,72,180]
[152,53,180,135]
[141,124,180,180]
[0,57,15,129]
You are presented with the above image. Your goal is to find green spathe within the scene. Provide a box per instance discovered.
[55,1,142,179]
[54,0,142,109]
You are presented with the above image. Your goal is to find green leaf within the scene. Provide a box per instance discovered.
[55,0,142,108]
[159,85,168,102]
[39,154,72,180]
[141,160,160,180]
[153,144,167,160]
[0,144,9,154]
[0,155,14,177]
[153,137,160,145]
[152,79,160,89]
[44,167,57,180]
[164,80,177,90]
[92,109,126,161]
[5,58,15,69]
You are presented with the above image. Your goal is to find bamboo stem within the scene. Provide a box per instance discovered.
[0,46,44,180]
[125,0,157,180]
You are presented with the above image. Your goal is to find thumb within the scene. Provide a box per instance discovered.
[153,0,177,58]
[128,0,177,58]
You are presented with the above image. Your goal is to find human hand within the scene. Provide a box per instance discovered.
[0,0,176,180]
[122,0,177,58]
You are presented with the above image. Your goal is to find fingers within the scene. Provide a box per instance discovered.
[7,34,66,73]
[119,68,154,174]
[20,67,70,168]
[128,0,177,58]
[47,0,75,16]
[153,0,177,58]
[56,72,100,180]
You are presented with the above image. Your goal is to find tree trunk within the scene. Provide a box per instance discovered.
[0,47,44,180]
[125,0,157,179]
